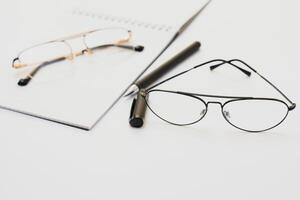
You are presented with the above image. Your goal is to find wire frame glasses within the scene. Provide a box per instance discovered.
[141,59,296,133]
[12,27,144,86]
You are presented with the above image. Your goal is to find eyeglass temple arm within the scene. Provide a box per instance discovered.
[90,44,144,52]
[18,56,66,86]
[210,61,252,76]
[148,59,254,90]
[211,59,296,110]
[148,59,253,91]
[147,59,229,90]
[236,59,296,110]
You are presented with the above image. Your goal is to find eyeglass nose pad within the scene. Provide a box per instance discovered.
[82,48,93,55]
[200,109,207,116]
[223,110,231,118]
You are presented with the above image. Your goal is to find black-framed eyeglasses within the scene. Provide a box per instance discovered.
[12,27,144,86]
[141,59,296,133]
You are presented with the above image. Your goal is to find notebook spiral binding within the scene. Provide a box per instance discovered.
[72,9,173,32]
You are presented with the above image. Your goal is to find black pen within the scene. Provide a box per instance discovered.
[128,41,202,128]
[125,41,201,96]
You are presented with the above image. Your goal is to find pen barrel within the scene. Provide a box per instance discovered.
[137,41,201,88]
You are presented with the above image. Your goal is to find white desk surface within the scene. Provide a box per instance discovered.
[1,0,300,199]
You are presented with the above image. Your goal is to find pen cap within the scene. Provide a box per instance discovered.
[129,89,148,128]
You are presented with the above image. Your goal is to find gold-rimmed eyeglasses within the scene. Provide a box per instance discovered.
[12,27,144,86]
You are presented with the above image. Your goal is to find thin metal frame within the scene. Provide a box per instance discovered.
[142,59,296,133]
[12,27,144,86]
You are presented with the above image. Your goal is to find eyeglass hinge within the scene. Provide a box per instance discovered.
[139,89,147,97]
[288,103,296,111]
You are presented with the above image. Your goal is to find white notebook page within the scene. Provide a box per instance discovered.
[0,0,208,130]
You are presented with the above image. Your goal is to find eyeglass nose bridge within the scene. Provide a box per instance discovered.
[206,101,232,119]
[205,101,230,119]
[206,101,223,107]
[205,101,225,114]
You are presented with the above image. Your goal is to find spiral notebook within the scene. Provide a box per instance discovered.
[0,0,209,130]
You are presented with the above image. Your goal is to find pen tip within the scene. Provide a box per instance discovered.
[124,85,139,97]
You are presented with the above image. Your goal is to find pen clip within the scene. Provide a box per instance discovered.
[129,98,137,120]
